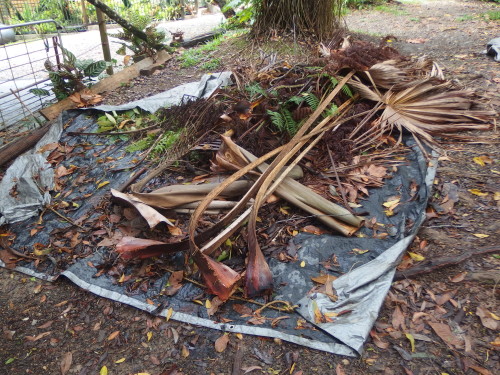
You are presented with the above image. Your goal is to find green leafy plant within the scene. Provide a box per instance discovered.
[245,82,268,99]
[110,13,166,61]
[31,44,107,100]
[267,109,299,135]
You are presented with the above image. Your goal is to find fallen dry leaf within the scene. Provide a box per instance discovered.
[25,331,51,342]
[407,38,427,44]
[181,344,189,358]
[107,330,120,341]
[60,352,72,375]
[476,306,500,330]
[37,320,53,329]
[242,366,262,374]
[392,305,406,331]
[450,271,467,283]
[214,333,230,352]
[428,322,463,348]
[468,189,488,197]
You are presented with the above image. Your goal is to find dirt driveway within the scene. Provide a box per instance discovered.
[1,1,499,374]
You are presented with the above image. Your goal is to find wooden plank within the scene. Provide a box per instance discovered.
[40,50,172,121]
[0,120,54,168]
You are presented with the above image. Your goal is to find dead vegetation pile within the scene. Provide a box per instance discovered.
[1,36,495,309]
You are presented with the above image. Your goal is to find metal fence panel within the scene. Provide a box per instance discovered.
[0,0,202,29]
[0,20,62,131]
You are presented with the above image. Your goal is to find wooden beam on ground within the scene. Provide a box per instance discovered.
[0,120,54,168]
[40,50,172,121]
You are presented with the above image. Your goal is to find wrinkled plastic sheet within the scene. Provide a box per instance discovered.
[0,116,63,225]
[0,76,437,356]
[93,71,233,113]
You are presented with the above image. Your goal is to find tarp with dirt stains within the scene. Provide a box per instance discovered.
[0,77,436,356]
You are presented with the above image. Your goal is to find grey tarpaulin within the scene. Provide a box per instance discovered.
[0,76,437,355]
[0,116,63,224]
[92,71,233,113]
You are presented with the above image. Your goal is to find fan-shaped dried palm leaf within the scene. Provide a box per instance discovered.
[349,77,493,150]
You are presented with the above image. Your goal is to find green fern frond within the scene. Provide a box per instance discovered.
[287,96,305,105]
[323,104,338,118]
[303,92,320,110]
[246,82,268,99]
[151,130,182,157]
[267,110,285,132]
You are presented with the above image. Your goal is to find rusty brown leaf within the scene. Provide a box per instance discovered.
[392,305,406,331]
[37,320,53,329]
[107,330,120,341]
[476,306,500,330]
[214,333,230,352]
[428,322,463,348]
[450,271,467,283]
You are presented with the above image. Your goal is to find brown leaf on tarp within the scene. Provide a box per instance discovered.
[428,322,463,348]
[244,238,273,298]
[247,316,266,325]
[207,296,224,316]
[115,237,176,259]
[0,249,18,269]
[302,225,328,235]
[162,271,184,296]
[233,304,253,316]
[311,274,338,285]
[192,251,241,301]
[392,305,406,331]
[214,333,229,352]
[168,225,183,237]
[476,306,500,330]
[129,180,253,210]
[60,352,72,375]
[111,189,175,229]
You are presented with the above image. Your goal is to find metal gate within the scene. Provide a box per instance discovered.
[0,20,63,132]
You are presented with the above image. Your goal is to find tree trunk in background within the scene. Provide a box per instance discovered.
[252,0,344,40]
[211,0,236,19]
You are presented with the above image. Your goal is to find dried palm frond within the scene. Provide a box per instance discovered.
[349,77,493,151]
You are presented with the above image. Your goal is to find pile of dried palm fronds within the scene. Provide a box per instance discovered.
[111,38,495,301]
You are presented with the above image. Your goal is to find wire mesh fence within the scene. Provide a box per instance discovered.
[0,20,63,132]
[0,0,204,30]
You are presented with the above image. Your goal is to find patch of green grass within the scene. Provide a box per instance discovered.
[484,10,500,20]
[178,49,201,67]
[201,57,222,71]
[456,14,474,21]
[350,29,384,38]
[373,5,409,16]
[409,17,421,22]
[177,31,244,69]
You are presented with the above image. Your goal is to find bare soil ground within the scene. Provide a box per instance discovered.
[1,1,499,374]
